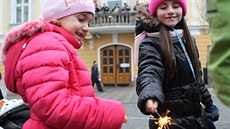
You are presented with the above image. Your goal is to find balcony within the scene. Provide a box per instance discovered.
[90,12,137,34]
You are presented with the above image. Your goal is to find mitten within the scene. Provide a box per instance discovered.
[205,104,219,122]
[208,119,216,129]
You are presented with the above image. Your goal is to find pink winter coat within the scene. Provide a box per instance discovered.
[2,20,125,129]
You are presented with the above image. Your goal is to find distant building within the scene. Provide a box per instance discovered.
[0,0,211,86]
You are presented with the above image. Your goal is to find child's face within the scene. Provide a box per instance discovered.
[58,12,94,42]
[156,1,183,28]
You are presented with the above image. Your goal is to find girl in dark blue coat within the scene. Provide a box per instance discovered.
[135,0,219,129]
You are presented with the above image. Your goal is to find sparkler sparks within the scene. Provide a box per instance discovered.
[155,115,172,129]
[151,109,172,129]
[129,109,185,129]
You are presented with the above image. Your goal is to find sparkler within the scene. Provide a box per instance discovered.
[129,109,185,129]
[152,109,171,129]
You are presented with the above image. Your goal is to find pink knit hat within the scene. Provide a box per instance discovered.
[149,0,187,16]
[43,0,95,22]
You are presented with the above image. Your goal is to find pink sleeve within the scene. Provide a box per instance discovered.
[17,35,125,129]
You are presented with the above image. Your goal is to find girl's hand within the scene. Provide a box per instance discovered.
[124,115,128,123]
[145,99,158,113]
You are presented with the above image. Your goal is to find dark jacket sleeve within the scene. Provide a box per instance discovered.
[95,66,99,78]
[199,83,213,107]
[136,37,165,115]
[92,66,99,79]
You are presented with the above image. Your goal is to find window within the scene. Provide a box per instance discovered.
[14,0,29,23]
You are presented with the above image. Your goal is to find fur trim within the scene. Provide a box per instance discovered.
[2,19,48,62]
[136,4,159,28]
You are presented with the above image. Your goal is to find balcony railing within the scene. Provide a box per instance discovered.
[91,12,137,27]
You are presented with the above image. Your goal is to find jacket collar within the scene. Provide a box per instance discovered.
[2,19,82,62]
[46,22,82,49]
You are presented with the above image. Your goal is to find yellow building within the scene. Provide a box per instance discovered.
[0,0,212,86]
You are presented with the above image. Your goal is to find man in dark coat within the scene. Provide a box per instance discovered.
[91,61,104,92]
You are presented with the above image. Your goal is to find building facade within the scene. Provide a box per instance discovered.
[0,0,211,86]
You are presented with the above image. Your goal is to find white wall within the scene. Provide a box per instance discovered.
[0,0,3,35]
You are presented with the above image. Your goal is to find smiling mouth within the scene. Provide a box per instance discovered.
[76,33,85,39]
[166,17,177,21]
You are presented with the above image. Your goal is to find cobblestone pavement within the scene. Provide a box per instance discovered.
[2,81,230,129]
[95,86,230,129]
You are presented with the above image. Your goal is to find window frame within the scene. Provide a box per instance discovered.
[11,0,30,24]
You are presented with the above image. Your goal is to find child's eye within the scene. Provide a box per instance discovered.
[159,4,167,9]
[160,6,167,10]
[173,3,181,8]
[78,18,84,22]
[76,14,85,22]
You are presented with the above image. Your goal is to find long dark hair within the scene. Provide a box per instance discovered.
[160,17,202,84]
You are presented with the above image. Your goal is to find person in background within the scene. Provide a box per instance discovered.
[121,2,131,23]
[112,3,121,23]
[101,3,110,13]
[207,0,230,107]
[101,3,110,23]
[91,61,104,92]
[133,0,140,11]
[112,3,121,13]
[135,0,219,128]
[122,2,131,12]
[95,3,101,14]
[2,0,128,128]
[94,3,101,24]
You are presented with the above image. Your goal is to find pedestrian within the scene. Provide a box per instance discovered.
[135,0,219,129]
[2,0,128,129]
[101,3,110,23]
[101,3,110,13]
[91,61,104,92]
[94,3,101,24]
[112,3,121,13]
[95,3,101,14]
[121,2,131,12]
[121,2,131,23]
[207,0,230,107]
[133,0,140,11]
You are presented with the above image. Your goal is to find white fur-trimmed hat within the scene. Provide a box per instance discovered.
[43,0,95,22]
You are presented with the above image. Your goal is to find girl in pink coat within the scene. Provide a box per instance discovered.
[2,0,127,129]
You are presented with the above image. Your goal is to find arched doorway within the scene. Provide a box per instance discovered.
[100,45,131,86]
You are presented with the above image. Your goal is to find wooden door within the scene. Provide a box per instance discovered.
[101,46,116,85]
[116,46,131,85]
[100,45,131,86]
